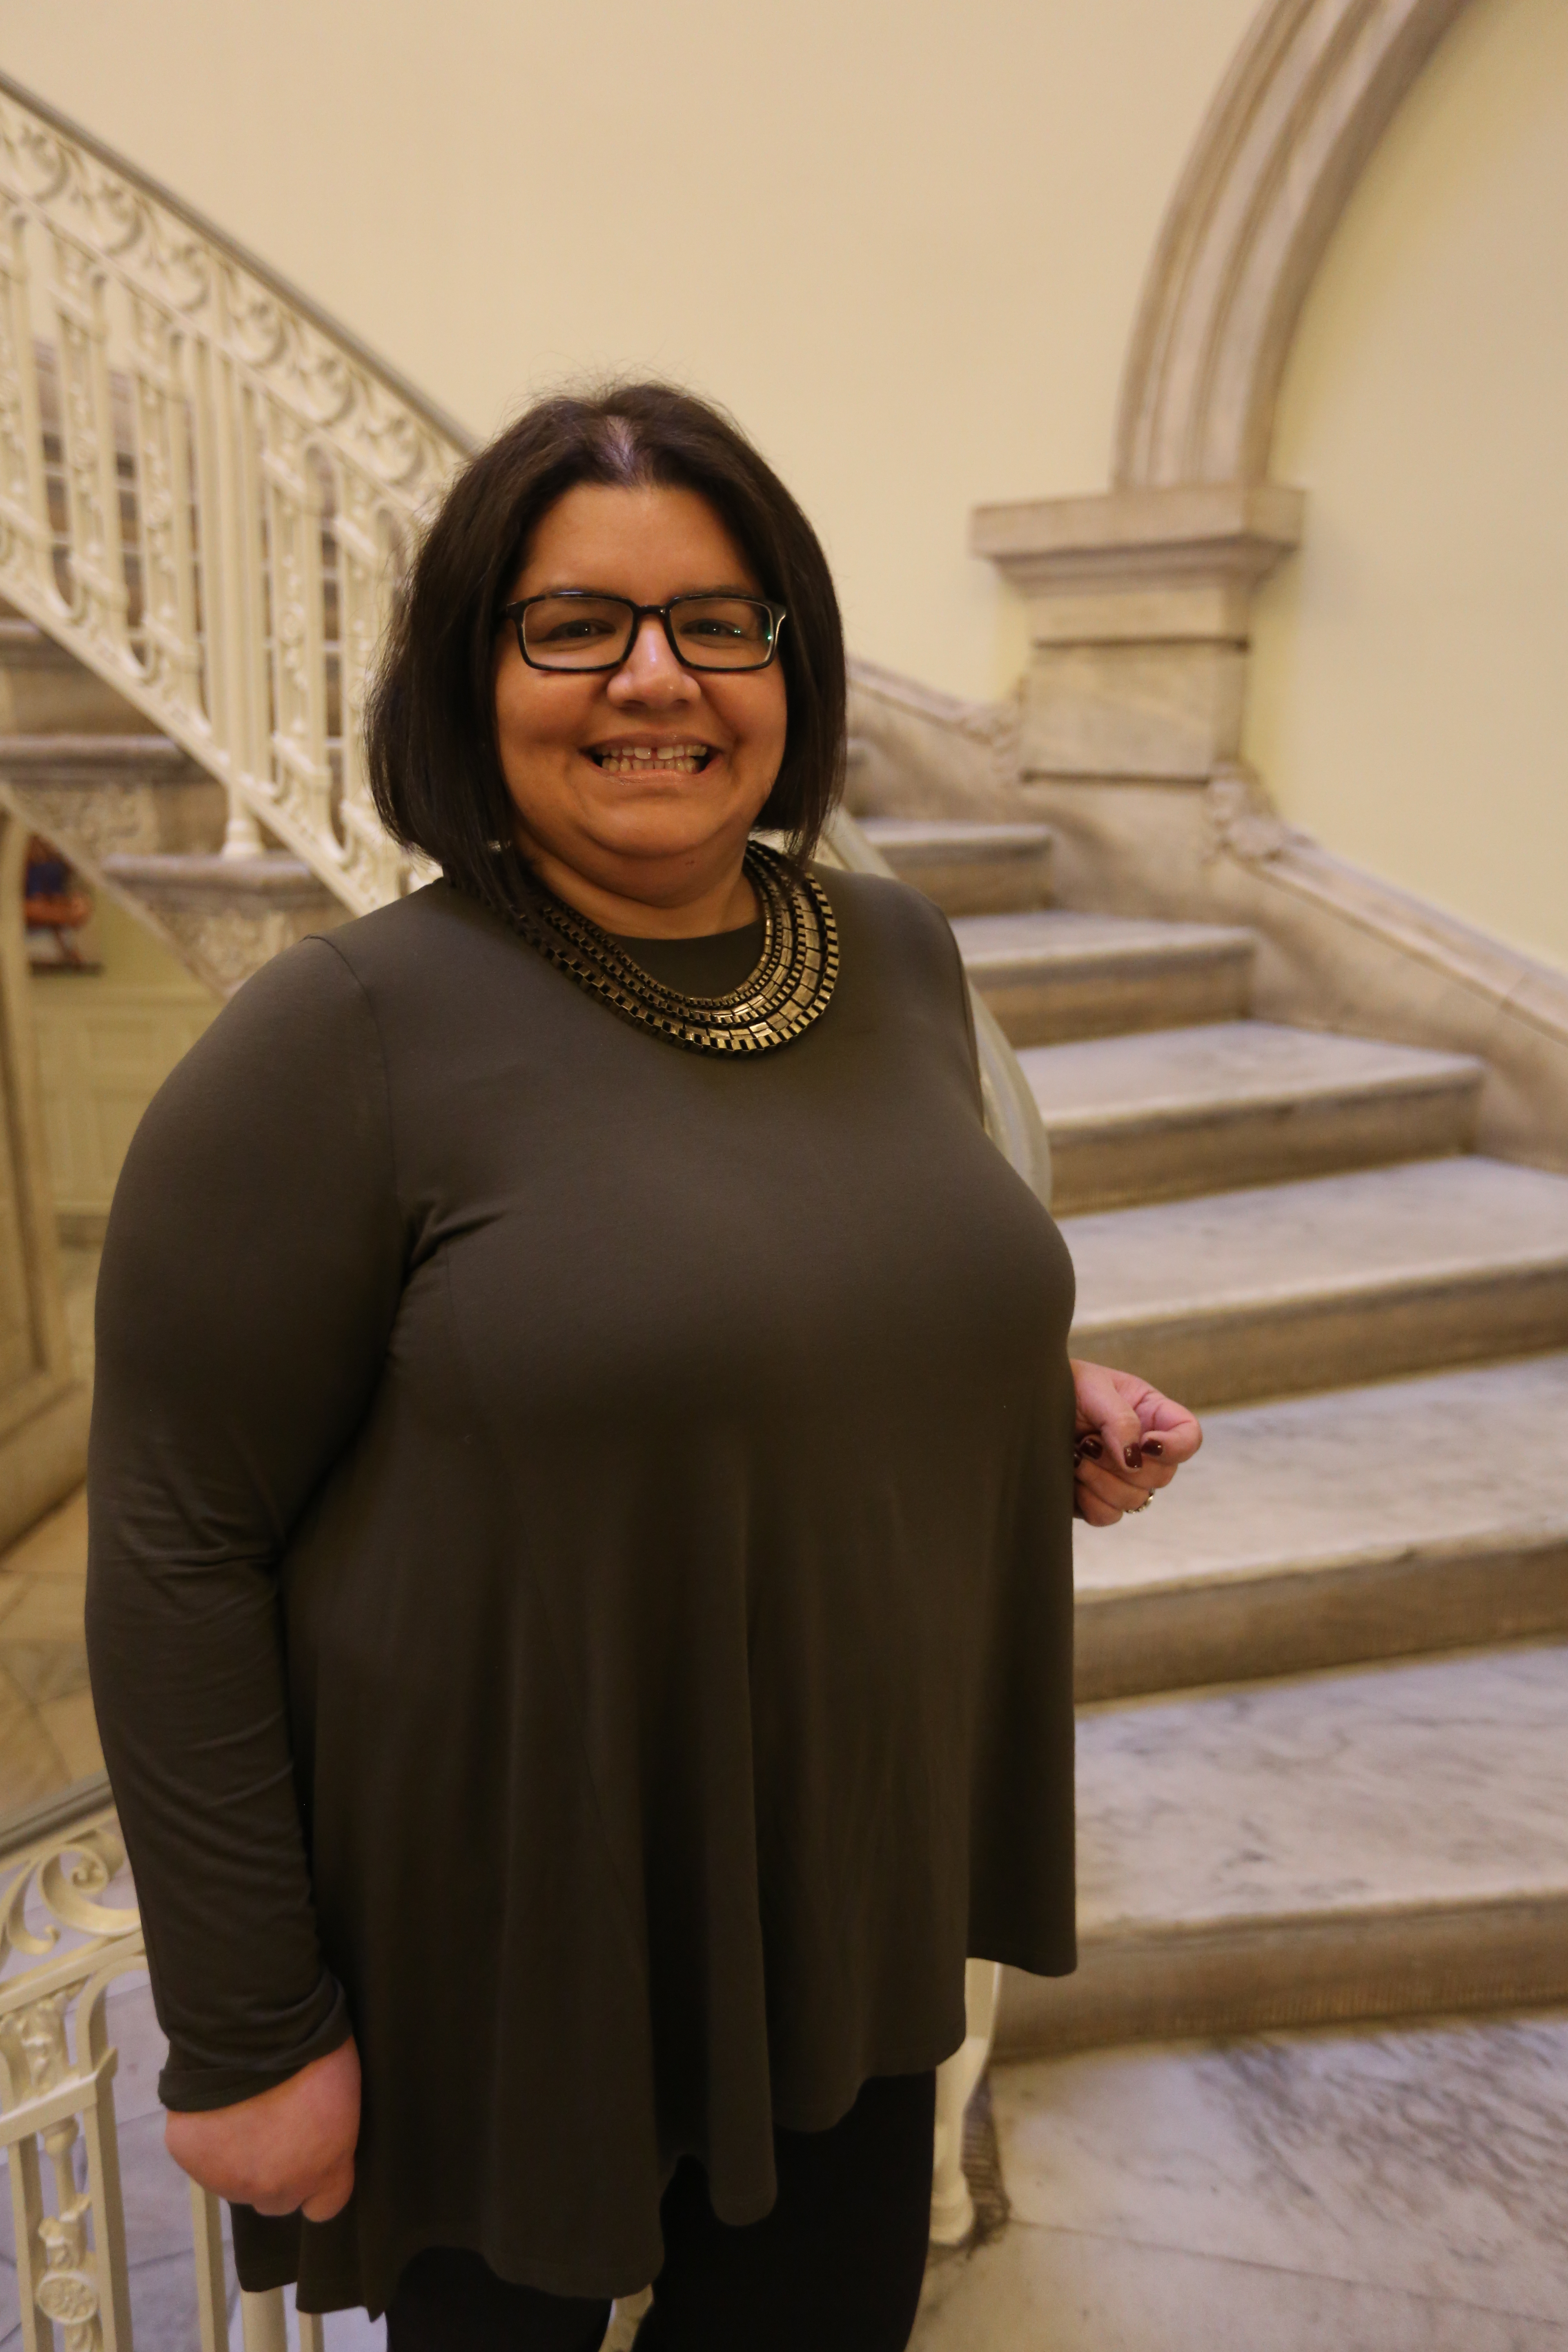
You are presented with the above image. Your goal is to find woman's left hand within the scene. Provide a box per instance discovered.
[1069,1358,1202,1527]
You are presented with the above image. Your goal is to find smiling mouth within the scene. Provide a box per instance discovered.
[585,742,715,777]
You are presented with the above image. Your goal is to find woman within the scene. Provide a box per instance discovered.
[85,383,1200,2352]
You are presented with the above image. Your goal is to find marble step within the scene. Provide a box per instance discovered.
[953,909,1255,1045]
[0,731,225,856]
[998,1639,1568,2059]
[856,816,1054,913]
[1073,1354,1568,1700]
[917,2012,1568,2350]
[1065,1155,1568,1409]
[1023,1020,1482,1213]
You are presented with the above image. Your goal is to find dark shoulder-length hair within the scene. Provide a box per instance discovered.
[365,381,847,914]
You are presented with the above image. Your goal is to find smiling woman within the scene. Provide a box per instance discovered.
[492,481,790,938]
[84,381,1200,2352]
[366,384,846,932]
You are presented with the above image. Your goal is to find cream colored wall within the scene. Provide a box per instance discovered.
[0,0,1255,703]
[1245,0,1568,972]
[30,897,217,1231]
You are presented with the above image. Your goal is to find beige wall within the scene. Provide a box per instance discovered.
[1245,0,1568,971]
[0,0,1255,703]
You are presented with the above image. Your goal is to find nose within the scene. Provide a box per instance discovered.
[607,612,699,706]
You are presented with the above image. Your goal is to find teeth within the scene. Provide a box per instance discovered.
[591,744,711,776]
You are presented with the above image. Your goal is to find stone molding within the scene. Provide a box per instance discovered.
[1205,766,1568,1059]
[971,484,1304,782]
[971,484,1305,644]
[846,654,1021,819]
[1115,0,1474,488]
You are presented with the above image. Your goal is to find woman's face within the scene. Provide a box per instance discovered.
[494,482,788,920]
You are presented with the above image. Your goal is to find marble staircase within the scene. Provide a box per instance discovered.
[867,814,1568,2069]
[0,609,345,995]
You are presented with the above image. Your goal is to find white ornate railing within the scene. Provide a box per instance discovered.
[0,72,463,915]
[0,1796,325,2352]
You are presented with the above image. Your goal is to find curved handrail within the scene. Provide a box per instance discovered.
[0,72,472,455]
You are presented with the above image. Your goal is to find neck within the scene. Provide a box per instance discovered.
[514,831,760,938]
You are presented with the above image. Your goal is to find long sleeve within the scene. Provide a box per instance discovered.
[85,938,405,2111]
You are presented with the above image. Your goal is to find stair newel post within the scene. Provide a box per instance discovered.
[0,200,57,615]
[930,1960,1003,2245]
[46,225,133,676]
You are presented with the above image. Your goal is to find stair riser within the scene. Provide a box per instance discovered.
[973,951,1252,1047]
[1047,1080,1481,1215]
[882,848,1052,916]
[1071,1267,1568,1411]
[994,1896,1568,2060]
[4,773,226,860]
[0,646,163,738]
[1075,1532,1568,1703]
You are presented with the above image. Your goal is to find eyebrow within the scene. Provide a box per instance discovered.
[525,582,762,601]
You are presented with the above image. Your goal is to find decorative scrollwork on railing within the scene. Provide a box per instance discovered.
[0,1805,146,2352]
[0,74,468,917]
[0,1805,325,2351]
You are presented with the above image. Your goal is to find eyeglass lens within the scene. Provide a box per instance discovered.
[520,595,775,671]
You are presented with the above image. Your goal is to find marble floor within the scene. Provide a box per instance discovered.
[912,2011,1568,2350]
[6,1980,1564,2346]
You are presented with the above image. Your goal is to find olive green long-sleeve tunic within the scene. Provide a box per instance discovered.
[84,867,1077,2316]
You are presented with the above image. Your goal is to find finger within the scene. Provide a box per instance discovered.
[1074,1457,1149,1510]
[1074,1486,1125,1528]
[1134,1394,1203,1462]
[249,2185,307,2217]
[301,2154,356,2224]
[1080,1446,1177,1493]
[1070,1360,1149,1472]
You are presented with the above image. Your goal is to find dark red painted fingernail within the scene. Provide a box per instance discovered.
[1078,1435,1104,1460]
[1124,1444,1144,1470]
[1142,1438,1165,1458]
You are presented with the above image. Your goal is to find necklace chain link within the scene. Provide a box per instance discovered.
[508,840,839,1055]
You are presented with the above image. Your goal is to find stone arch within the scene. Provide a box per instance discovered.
[974,0,1490,789]
[1114,0,1477,488]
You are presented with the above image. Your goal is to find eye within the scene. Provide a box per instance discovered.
[538,616,617,644]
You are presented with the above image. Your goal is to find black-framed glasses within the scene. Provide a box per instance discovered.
[500,592,786,674]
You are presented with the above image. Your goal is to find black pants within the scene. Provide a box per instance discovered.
[385,2070,936,2352]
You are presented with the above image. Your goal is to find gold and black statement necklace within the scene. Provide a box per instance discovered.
[508,839,838,1056]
